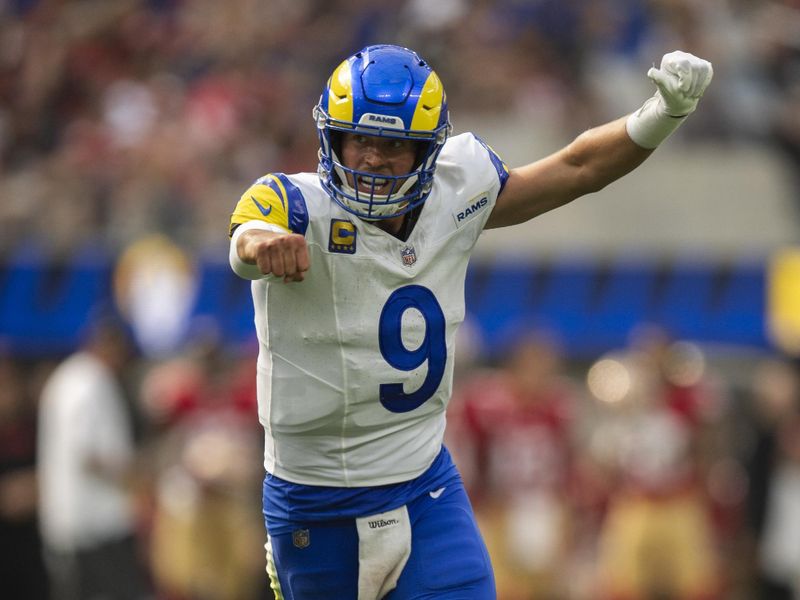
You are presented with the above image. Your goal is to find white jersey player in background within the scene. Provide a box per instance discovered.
[228,44,713,599]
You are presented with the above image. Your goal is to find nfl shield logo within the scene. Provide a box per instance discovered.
[400,245,417,267]
[292,529,310,549]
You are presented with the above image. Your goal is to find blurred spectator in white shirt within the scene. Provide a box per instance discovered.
[37,315,150,600]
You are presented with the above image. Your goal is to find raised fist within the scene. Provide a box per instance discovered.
[647,51,714,117]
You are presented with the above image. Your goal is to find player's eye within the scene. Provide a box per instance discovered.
[386,139,416,154]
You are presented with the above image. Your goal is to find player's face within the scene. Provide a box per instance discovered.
[340,133,418,195]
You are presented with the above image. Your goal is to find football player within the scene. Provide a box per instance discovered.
[228,44,713,599]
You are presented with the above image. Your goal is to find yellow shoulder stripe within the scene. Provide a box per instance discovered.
[229,176,291,236]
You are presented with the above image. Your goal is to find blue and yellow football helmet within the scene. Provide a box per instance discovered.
[314,45,451,220]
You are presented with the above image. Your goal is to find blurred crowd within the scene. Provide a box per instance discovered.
[447,327,800,600]
[3,0,800,599]
[1,0,800,257]
[2,317,800,599]
[1,318,269,600]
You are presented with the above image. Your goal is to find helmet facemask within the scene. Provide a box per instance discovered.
[315,109,449,220]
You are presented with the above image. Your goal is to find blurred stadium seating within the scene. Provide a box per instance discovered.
[0,250,768,357]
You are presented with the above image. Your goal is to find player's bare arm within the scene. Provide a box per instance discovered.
[237,228,310,282]
[486,50,713,229]
[486,117,652,228]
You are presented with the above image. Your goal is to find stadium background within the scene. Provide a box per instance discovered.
[2,0,800,599]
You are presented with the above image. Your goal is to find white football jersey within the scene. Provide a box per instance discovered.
[229,133,508,486]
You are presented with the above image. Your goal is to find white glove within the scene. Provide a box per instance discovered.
[647,51,714,117]
[626,50,714,149]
